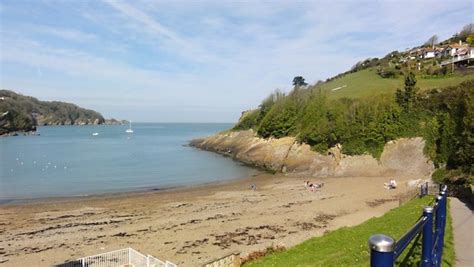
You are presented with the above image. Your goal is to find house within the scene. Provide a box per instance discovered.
[440,46,474,66]
[422,48,436,58]
[442,41,469,57]
[408,48,423,59]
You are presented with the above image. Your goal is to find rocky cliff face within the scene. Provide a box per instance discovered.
[190,130,434,178]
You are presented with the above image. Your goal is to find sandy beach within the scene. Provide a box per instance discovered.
[0,172,416,266]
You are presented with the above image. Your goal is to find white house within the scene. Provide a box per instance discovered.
[443,41,469,57]
[422,48,436,58]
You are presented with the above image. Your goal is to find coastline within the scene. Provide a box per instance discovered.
[1,172,418,267]
[0,172,261,206]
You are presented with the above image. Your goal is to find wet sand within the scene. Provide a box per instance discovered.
[0,173,414,266]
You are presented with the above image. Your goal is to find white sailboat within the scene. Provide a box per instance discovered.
[125,120,134,133]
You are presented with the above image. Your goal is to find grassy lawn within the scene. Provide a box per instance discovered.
[245,196,455,267]
[314,68,474,99]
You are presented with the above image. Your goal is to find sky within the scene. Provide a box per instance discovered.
[0,0,472,122]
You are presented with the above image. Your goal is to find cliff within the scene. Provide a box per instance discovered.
[0,90,106,135]
[190,130,434,178]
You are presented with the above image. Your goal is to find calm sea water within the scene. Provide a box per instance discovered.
[0,123,256,202]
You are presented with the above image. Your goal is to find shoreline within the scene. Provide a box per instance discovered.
[0,172,262,206]
[0,172,418,267]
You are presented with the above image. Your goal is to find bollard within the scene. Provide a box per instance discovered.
[421,206,434,267]
[368,234,395,267]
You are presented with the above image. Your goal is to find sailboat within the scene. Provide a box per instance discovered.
[125,120,134,133]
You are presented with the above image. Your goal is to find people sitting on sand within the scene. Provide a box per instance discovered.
[250,184,257,191]
[305,180,324,192]
[384,179,397,190]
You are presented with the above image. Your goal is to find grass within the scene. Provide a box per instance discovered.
[244,196,455,267]
[314,68,474,99]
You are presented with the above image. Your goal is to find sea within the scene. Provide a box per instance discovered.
[0,123,256,202]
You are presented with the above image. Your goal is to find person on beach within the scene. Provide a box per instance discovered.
[305,180,324,192]
[384,179,397,190]
[250,184,257,191]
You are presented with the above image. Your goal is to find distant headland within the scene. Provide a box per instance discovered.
[0,90,125,136]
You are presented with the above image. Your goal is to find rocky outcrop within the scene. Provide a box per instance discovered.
[0,110,36,135]
[104,118,127,125]
[190,130,434,178]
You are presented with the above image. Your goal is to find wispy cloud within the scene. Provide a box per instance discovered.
[35,25,97,42]
[102,0,182,44]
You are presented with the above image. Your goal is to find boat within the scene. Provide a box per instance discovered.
[125,120,134,133]
[92,132,99,136]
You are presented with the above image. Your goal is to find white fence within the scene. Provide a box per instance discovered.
[56,247,177,267]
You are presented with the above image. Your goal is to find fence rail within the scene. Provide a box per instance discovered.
[368,185,448,267]
[440,54,473,65]
[56,247,177,267]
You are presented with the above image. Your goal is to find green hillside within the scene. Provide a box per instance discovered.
[316,68,474,99]
[233,28,474,183]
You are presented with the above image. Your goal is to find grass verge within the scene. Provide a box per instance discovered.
[244,196,455,266]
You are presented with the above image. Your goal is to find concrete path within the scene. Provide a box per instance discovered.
[449,197,474,267]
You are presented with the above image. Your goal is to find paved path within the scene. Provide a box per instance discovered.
[449,197,474,267]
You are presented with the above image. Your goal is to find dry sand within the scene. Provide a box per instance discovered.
[0,172,416,266]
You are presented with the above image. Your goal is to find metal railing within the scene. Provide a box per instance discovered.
[57,247,177,267]
[368,185,448,267]
[440,54,473,65]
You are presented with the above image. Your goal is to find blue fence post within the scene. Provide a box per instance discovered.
[368,234,395,267]
[437,188,447,266]
[421,206,434,267]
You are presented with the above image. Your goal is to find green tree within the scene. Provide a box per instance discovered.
[292,76,308,87]
[396,72,418,112]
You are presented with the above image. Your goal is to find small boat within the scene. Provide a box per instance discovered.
[125,120,134,133]
[92,132,99,136]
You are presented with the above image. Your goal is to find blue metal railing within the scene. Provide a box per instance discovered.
[368,185,448,267]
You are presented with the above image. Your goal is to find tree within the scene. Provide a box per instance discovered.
[396,72,418,112]
[292,76,308,87]
[459,23,474,40]
[424,35,439,47]
[466,33,474,46]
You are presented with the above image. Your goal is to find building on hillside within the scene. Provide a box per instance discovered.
[442,41,469,57]
[440,46,474,66]
[422,48,436,58]
[408,48,423,59]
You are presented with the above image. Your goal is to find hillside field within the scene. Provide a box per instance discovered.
[315,68,474,99]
